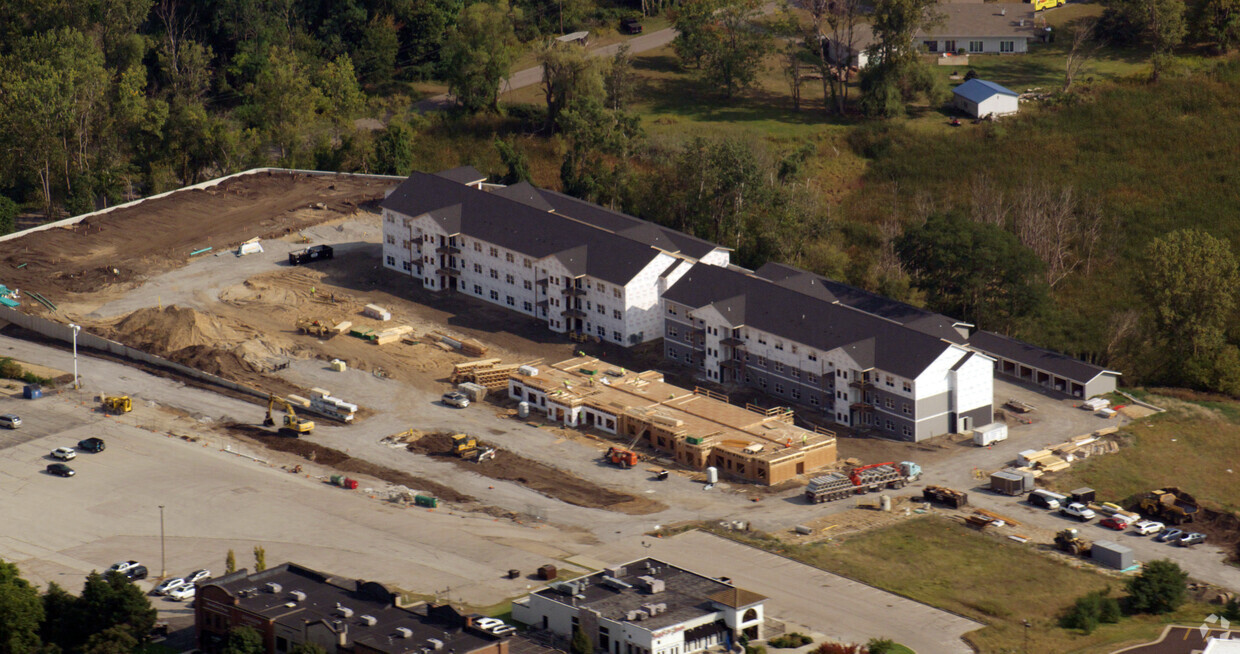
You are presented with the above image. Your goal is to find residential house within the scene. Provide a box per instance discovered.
[828,3,1042,68]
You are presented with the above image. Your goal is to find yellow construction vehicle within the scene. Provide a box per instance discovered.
[450,434,477,458]
[264,395,315,436]
[101,395,132,414]
[295,317,335,338]
[1055,528,1091,556]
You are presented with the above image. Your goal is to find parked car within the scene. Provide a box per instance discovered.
[473,618,503,630]
[1059,502,1097,522]
[46,463,75,477]
[1029,489,1067,510]
[167,584,196,601]
[442,391,470,408]
[1156,528,1184,543]
[186,569,212,584]
[0,414,21,429]
[77,437,106,453]
[620,17,643,34]
[491,626,517,636]
[1178,532,1207,547]
[125,566,149,581]
[1132,520,1165,535]
[109,560,142,575]
[153,578,187,596]
[51,447,77,460]
[1099,517,1129,531]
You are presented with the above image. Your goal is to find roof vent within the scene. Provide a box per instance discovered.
[427,638,444,650]
[361,615,378,627]
[264,582,283,594]
[290,590,307,602]
[337,604,355,618]
[284,602,297,608]
[396,628,413,639]
[601,576,633,591]
[605,566,626,578]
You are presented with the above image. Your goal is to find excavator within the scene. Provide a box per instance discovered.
[101,395,132,414]
[264,395,315,436]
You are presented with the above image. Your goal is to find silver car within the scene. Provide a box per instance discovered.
[0,414,20,429]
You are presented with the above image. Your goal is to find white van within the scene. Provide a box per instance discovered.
[1029,489,1067,510]
[0,414,21,429]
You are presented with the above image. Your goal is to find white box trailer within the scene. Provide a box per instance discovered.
[973,422,1008,446]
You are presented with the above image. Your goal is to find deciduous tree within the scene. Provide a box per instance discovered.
[859,0,944,116]
[0,560,43,654]
[1126,559,1187,614]
[538,41,603,130]
[440,0,518,113]
[222,626,266,654]
[1191,0,1240,53]
[1144,228,1239,357]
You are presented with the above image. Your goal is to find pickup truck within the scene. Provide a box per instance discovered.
[1059,502,1097,522]
[288,244,334,266]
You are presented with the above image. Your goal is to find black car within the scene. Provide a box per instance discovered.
[620,17,643,34]
[77,437,106,453]
[46,463,75,477]
[126,565,149,580]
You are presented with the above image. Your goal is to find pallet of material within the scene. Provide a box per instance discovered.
[373,325,414,345]
[450,358,503,383]
[460,338,488,357]
[331,320,352,333]
[362,304,391,321]
[473,365,521,389]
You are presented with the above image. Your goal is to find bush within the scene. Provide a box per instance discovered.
[1060,589,1121,634]
[769,633,813,648]
[745,645,767,654]
[1127,559,1188,614]
[813,644,865,654]
[865,640,898,654]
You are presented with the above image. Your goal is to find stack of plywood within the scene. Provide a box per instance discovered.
[474,364,521,390]
[363,304,391,321]
[460,338,488,357]
[373,325,413,345]
[1019,449,1070,472]
[451,358,502,383]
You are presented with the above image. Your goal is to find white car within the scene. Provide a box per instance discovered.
[153,578,187,596]
[186,569,211,584]
[442,391,470,409]
[51,447,76,460]
[1059,502,1097,521]
[1132,520,1165,535]
[167,584,196,601]
[474,618,503,630]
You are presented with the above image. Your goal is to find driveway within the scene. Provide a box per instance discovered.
[584,530,982,654]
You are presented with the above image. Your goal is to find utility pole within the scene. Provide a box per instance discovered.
[1023,619,1031,653]
[159,505,166,578]
[68,323,81,389]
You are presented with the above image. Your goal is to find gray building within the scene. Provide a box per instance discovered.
[968,330,1120,398]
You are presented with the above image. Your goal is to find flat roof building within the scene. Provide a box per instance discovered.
[196,563,510,654]
[507,357,837,484]
[512,558,766,654]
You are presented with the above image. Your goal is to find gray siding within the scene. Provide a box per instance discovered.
[915,391,951,418]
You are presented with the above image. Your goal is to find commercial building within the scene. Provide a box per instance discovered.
[512,558,766,654]
[380,167,729,346]
[507,357,837,485]
[196,563,510,654]
[662,263,993,442]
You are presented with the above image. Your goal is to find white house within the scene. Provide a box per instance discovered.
[512,558,766,654]
[827,4,1041,68]
[952,78,1020,118]
[662,262,995,441]
[380,167,729,346]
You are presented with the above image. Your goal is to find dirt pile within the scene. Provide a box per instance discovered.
[403,430,666,515]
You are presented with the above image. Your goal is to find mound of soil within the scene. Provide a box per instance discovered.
[406,431,666,515]
[225,423,472,503]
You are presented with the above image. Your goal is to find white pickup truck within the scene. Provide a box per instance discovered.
[1059,502,1097,522]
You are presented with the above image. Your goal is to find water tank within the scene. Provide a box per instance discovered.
[706,466,718,484]
[518,401,530,418]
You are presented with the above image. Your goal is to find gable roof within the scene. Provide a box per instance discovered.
[665,264,963,378]
[433,165,487,186]
[828,4,1038,52]
[708,587,767,609]
[953,78,1019,103]
[534,188,724,259]
[967,330,1120,385]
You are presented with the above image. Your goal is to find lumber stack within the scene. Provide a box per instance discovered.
[373,325,413,345]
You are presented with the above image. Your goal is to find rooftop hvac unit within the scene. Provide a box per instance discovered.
[337,605,355,618]
[361,615,378,627]
[601,576,633,591]
[290,590,307,602]
[265,582,283,594]
[635,610,649,621]
[626,611,639,621]
[427,638,444,650]
[605,566,627,578]
[396,628,414,639]
[518,365,539,376]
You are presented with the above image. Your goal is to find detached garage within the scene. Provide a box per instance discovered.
[952,79,1020,118]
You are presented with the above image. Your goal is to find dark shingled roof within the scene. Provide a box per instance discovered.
[535,188,723,259]
[967,330,1119,384]
[434,165,487,186]
[664,264,960,378]
[380,172,671,285]
[755,262,968,344]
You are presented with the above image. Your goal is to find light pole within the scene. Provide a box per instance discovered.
[159,505,166,578]
[68,323,81,389]
[1023,619,1031,654]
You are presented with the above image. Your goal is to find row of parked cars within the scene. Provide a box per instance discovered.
[45,437,107,477]
[108,561,209,600]
[1028,489,1207,547]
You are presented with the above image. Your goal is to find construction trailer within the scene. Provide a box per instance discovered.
[989,468,1035,495]
[973,422,1008,446]
[1092,541,1133,569]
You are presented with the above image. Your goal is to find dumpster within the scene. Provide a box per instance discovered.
[414,494,438,508]
[23,385,42,399]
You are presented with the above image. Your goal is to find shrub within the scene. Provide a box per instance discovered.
[866,640,898,654]
[813,644,865,654]
[1127,559,1188,614]
[769,633,813,648]
[745,645,767,654]
[1060,589,1121,634]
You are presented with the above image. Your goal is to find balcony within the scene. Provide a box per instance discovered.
[435,268,461,277]
[561,286,587,297]
[561,308,587,318]
[850,401,874,411]
[848,378,874,389]
[434,244,460,255]
[720,358,744,370]
[720,336,745,347]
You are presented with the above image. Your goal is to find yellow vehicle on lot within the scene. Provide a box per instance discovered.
[1032,0,1065,11]
[102,395,132,414]
[264,395,315,436]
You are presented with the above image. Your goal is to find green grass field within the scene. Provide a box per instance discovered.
[711,517,1215,653]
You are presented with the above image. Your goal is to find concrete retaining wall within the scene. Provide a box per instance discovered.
[0,305,266,400]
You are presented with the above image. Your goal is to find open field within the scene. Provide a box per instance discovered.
[706,516,1219,654]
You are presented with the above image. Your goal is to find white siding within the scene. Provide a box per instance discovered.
[952,352,995,414]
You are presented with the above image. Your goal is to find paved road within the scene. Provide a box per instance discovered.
[1113,626,1240,653]
[586,530,982,654]
[415,27,679,113]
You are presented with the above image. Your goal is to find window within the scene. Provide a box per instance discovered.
[524,258,532,268]
[775,383,784,394]
[792,389,801,400]
[808,373,818,384]
[597,325,605,336]
[757,356,767,367]
[506,274,514,284]
[614,288,622,298]
[745,373,752,383]
[775,362,784,373]
[775,341,784,350]
[474,242,482,252]
[886,375,894,387]
[506,253,514,263]
[686,355,694,365]
[668,326,678,337]
[385,255,395,265]
[886,420,894,431]
[524,301,533,311]
[402,261,412,271]
[969,40,983,53]
[1000,40,1015,53]
[669,350,678,360]
[903,381,912,393]
[474,263,482,273]
[885,397,895,409]
[474,285,482,294]
[902,403,911,415]
[613,310,621,319]
[791,369,799,379]
[597,283,606,293]
[490,290,499,300]
[489,247,498,257]
[902,425,912,437]
[810,396,819,406]
[402,240,410,249]
[386,235,395,244]
[758,336,767,344]
[507,296,515,306]
[490,269,499,279]
[598,304,606,314]
[808,351,817,361]
[613,331,622,341]
[759,377,768,388]
[524,280,533,290]
[668,306,678,315]
[923,40,938,52]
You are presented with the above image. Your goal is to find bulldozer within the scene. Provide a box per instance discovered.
[296,317,335,338]
[450,434,478,458]
[101,395,132,414]
[264,395,315,436]
[1138,487,1199,525]
[1055,528,1092,556]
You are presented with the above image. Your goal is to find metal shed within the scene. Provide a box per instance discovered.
[1092,541,1134,570]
